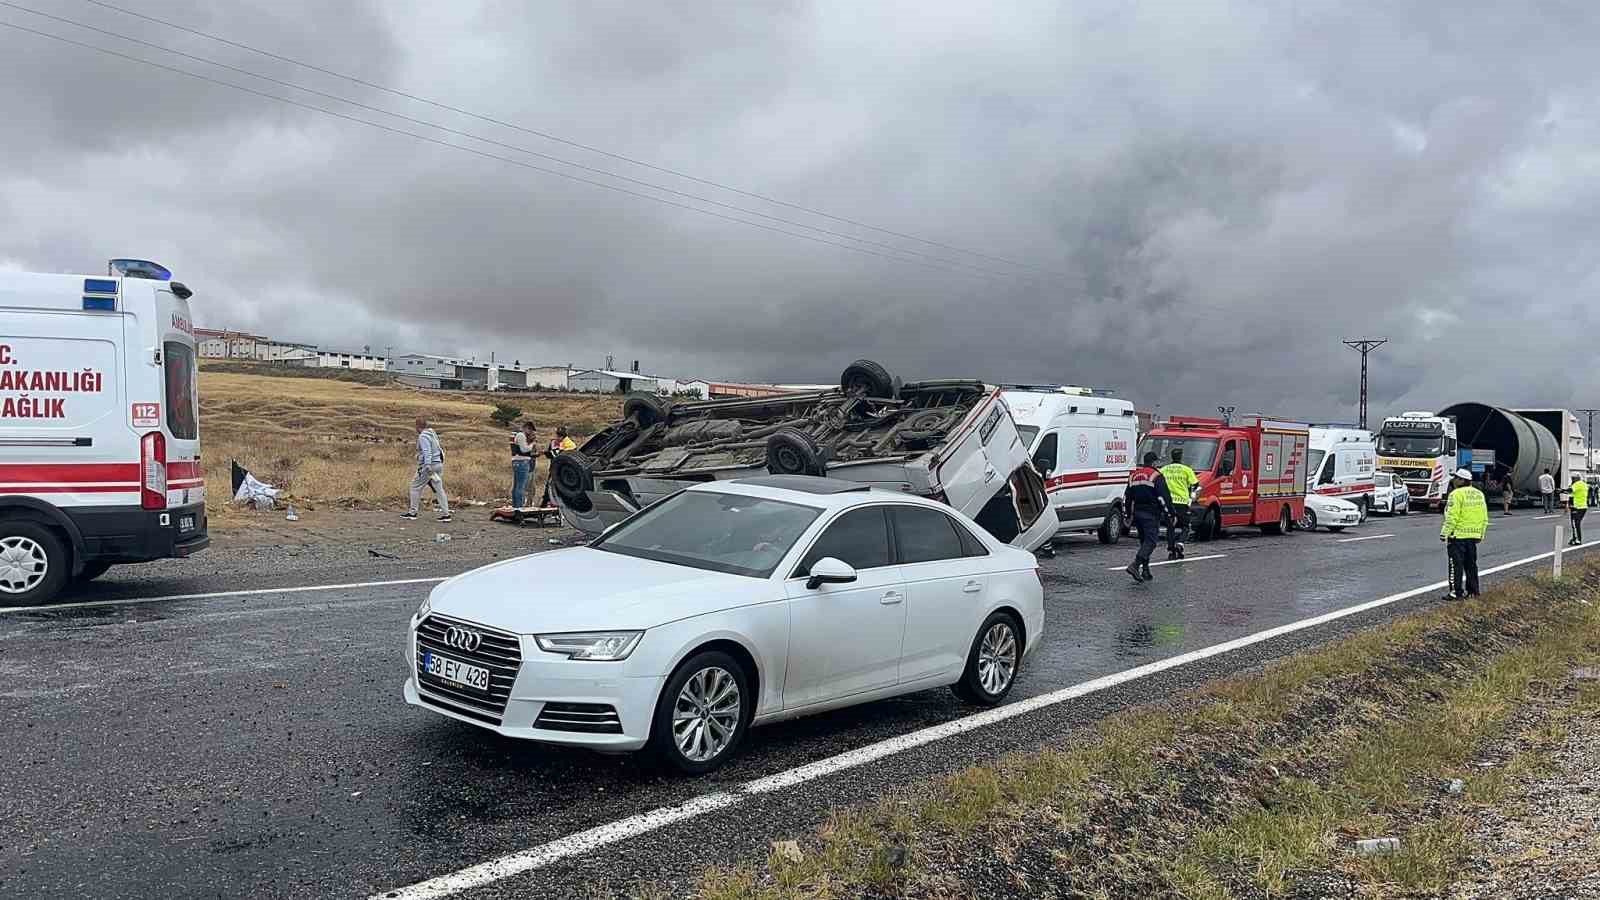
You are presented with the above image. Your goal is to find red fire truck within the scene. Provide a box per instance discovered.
[1136,416,1310,541]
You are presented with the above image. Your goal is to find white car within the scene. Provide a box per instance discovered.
[1299,492,1362,532]
[403,475,1045,773]
[1370,471,1410,516]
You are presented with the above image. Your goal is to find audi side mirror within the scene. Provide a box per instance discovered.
[806,557,858,590]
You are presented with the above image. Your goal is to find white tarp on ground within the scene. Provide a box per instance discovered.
[233,473,281,510]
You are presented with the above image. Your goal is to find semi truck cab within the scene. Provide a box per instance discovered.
[1376,412,1458,510]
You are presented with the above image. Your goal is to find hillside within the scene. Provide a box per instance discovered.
[199,370,620,514]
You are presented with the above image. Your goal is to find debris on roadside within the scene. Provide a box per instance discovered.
[434,533,451,543]
[368,549,400,560]
[285,505,299,521]
[770,840,803,864]
[1354,837,1400,856]
[1448,778,1466,794]
[231,459,282,510]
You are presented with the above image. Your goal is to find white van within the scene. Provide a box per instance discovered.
[1306,425,1377,518]
[1001,386,1137,544]
[0,260,209,605]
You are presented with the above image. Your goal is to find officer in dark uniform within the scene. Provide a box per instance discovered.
[1124,451,1173,583]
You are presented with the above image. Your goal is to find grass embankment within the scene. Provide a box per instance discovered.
[198,369,619,516]
[690,567,1600,900]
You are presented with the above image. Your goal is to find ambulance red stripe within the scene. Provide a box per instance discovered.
[0,462,140,483]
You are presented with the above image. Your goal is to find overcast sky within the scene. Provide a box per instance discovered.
[3,0,1598,421]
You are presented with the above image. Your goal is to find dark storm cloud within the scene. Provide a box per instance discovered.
[3,0,1599,421]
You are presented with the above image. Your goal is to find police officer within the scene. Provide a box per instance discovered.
[1160,447,1198,559]
[1440,467,1488,601]
[1568,473,1588,545]
[1124,451,1172,583]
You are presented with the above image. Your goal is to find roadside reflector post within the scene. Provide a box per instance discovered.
[1554,523,1565,579]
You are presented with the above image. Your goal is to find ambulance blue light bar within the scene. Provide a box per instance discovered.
[107,258,172,281]
[83,277,118,311]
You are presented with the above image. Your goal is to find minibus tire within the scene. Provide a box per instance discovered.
[840,359,894,398]
[0,520,69,607]
[623,393,670,428]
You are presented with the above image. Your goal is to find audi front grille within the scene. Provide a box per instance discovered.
[414,614,522,725]
[535,702,623,734]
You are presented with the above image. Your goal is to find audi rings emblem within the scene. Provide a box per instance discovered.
[443,626,483,652]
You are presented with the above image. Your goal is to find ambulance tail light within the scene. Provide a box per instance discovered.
[141,432,167,510]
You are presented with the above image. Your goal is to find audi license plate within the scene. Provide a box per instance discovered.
[421,651,490,692]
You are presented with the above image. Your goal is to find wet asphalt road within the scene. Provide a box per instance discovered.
[1,510,1590,899]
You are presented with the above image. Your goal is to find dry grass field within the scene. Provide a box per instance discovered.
[199,367,619,517]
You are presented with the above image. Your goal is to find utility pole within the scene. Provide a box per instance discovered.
[1343,339,1387,430]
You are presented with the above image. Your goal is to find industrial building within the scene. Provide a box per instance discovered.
[568,368,663,394]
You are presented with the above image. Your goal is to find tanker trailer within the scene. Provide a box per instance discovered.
[1437,404,1586,498]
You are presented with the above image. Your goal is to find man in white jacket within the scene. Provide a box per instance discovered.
[403,417,451,522]
[1539,468,1556,514]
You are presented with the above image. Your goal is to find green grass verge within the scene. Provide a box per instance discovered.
[681,566,1600,900]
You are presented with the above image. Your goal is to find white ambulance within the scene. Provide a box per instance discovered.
[1305,425,1377,518]
[0,259,209,605]
[1000,385,1138,544]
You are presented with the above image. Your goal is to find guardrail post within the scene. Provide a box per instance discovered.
[1554,523,1565,579]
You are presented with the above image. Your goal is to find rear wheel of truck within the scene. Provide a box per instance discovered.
[840,359,894,398]
[1097,505,1123,544]
[765,429,827,477]
[0,520,69,607]
[1261,504,1291,535]
[550,450,596,511]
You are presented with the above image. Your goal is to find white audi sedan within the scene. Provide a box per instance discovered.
[403,475,1044,773]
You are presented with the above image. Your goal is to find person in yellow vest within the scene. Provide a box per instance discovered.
[1568,473,1588,546]
[1440,468,1488,600]
[1160,447,1199,560]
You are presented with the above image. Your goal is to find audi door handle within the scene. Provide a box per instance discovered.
[880,591,904,605]
[962,581,983,593]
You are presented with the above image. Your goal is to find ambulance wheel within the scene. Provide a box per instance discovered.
[840,359,894,398]
[1097,506,1123,544]
[0,521,69,607]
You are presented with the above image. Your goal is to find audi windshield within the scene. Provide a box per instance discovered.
[590,490,821,578]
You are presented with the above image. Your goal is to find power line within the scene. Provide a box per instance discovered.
[0,17,1049,285]
[72,0,1070,279]
[2,2,1043,283]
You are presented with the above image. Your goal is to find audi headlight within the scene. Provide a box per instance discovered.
[535,631,643,661]
[415,595,432,620]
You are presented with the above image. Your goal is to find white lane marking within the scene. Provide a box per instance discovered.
[1104,553,1225,572]
[1535,514,1562,520]
[0,576,448,615]
[372,539,1600,900]
[1337,533,1394,543]
[379,793,740,900]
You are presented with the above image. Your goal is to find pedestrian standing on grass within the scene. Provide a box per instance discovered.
[1569,473,1588,546]
[1440,468,1487,601]
[537,426,579,508]
[1123,452,1172,583]
[1540,468,1556,515]
[511,421,537,508]
[403,417,451,522]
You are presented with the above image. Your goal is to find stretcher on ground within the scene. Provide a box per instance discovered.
[489,505,562,526]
